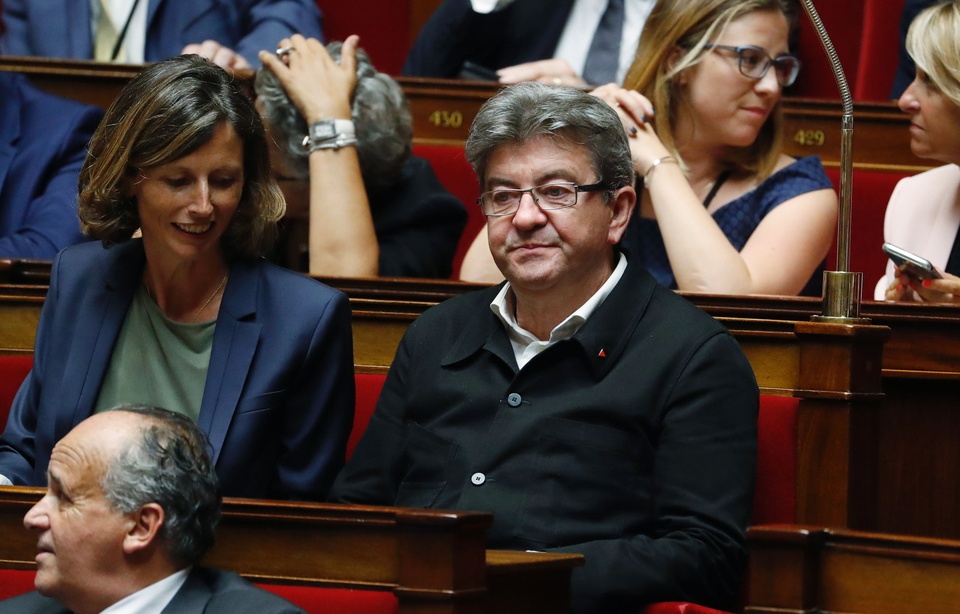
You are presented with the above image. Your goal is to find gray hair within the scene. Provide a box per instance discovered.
[465,83,635,200]
[255,42,412,193]
[100,405,221,568]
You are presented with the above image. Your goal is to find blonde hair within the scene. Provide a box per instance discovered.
[906,1,960,108]
[623,0,795,179]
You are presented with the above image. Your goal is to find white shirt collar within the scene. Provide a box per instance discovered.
[490,253,627,369]
[100,567,190,614]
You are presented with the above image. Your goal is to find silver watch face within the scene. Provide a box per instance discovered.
[310,120,337,140]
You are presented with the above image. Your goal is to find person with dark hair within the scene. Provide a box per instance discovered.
[0,55,355,501]
[331,82,758,613]
[0,72,103,258]
[0,406,305,613]
[0,0,323,69]
[257,35,466,278]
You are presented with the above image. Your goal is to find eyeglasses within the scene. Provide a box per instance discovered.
[703,43,801,87]
[477,181,607,217]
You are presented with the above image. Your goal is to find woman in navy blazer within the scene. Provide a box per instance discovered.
[0,55,355,500]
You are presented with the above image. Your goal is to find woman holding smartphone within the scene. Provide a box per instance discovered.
[877,0,960,303]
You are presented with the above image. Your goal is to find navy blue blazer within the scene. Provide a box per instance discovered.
[403,0,574,78]
[0,73,102,258]
[0,0,323,65]
[0,240,355,500]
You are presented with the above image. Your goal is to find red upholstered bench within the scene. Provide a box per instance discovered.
[255,584,398,613]
[411,144,484,279]
[350,372,386,459]
[824,168,911,293]
[0,355,33,430]
[0,569,36,601]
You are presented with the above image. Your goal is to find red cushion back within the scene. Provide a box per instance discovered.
[753,395,799,525]
[350,372,387,460]
[411,144,484,278]
[0,355,33,431]
[0,569,36,600]
[854,0,907,101]
[824,169,905,293]
[316,0,411,75]
[256,584,398,614]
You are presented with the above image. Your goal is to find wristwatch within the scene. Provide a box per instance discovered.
[303,119,357,152]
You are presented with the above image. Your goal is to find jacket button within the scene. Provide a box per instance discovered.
[471,472,486,486]
[507,393,522,407]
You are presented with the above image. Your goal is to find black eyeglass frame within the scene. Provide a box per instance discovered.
[702,43,801,87]
[476,180,609,217]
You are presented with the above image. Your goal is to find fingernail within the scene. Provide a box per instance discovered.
[922,279,932,287]
[629,126,638,136]
[639,114,647,124]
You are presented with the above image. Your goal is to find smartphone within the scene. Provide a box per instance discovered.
[459,61,500,82]
[882,242,943,280]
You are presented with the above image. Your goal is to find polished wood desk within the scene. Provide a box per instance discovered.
[745,524,960,614]
[0,486,581,614]
[8,271,960,540]
[0,56,933,173]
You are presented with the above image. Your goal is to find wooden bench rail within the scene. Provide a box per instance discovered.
[0,486,581,613]
[0,56,933,173]
[746,524,960,614]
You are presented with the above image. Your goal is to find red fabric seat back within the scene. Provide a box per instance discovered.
[0,569,36,600]
[255,584,398,613]
[350,372,387,460]
[0,355,33,430]
[824,168,907,293]
[754,394,799,525]
[411,144,484,278]
[315,1,411,75]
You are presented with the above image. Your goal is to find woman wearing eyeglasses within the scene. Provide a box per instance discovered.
[460,0,837,295]
[590,0,838,295]
[585,0,837,296]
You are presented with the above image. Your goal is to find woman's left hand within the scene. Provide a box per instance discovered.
[904,271,960,303]
[258,34,358,123]
[590,84,669,173]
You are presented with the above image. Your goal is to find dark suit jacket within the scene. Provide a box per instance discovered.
[0,0,323,65]
[403,0,575,78]
[0,73,102,259]
[371,156,467,278]
[0,567,305,613]
[330,257,759,613]
[0,239,354,500]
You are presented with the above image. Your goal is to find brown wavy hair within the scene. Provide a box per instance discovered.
[79,55,285,259]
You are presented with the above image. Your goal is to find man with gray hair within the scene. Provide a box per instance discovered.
[1,405,304,614]
[331,82,759,613]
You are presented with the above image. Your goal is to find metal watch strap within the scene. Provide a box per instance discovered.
[303,119,357,152]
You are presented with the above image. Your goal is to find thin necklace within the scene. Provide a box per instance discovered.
[191,275,228,324]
